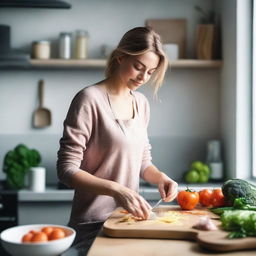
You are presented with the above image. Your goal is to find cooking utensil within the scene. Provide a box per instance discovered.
[33,79,51,128]
[149,199,162,220]
[151,199,162,212]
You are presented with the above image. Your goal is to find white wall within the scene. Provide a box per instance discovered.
[218,0,252,180]
[0,0,221,184]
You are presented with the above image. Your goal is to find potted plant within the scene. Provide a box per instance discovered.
[3,144,41,189]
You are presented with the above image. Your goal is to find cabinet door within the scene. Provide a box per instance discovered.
[18,202,71,225]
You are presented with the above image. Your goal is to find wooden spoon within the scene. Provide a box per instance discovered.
[33,79,51,128]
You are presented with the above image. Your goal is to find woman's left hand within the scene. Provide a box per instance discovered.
[157,172,178,202]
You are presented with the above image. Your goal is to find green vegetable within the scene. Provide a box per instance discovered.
[210,207,234,215]
[184,161,210,184]
[222,179,256,206]
[233,197,256,210]
[221,210,256,238]
[211,197,256,215]
[185,170,199,183]
[3,144,41,189]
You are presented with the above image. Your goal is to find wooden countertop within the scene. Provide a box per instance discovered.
[88,231,256,256]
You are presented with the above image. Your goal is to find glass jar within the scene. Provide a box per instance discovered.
[59,32,71,59]
[74,30,89,59]
[32,41,51,59]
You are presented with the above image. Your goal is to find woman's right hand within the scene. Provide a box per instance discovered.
[112,184,151,219]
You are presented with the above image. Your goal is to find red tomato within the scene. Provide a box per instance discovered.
[22,232,33,243]
[199,189,213,207]
[48,228,65,240]
[211,188,225,207]
[31,231,48,243]
[177,189,199,210]
[41,226,54,236]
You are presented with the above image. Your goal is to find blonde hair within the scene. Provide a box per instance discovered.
[105,27,168,95]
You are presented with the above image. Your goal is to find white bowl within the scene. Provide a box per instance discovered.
[163,44,179,60]
[0,224,76,256]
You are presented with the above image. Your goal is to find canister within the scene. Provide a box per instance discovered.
[32,41,51,59]
[28,167,46,192]
[59,32,71,59]
[74,30,89,59]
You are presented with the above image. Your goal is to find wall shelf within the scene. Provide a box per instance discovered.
[30,58,222,69]
[30,58,106,68]
[169,59,222,68]
[0,59,223,69]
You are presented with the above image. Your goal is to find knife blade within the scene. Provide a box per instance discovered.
[151,198,162,212]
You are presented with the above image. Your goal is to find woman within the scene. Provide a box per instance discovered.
[57,26,178,250]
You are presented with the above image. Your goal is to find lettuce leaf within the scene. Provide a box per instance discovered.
[221,210,256,238]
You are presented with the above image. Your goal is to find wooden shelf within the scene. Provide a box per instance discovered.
[29,59,222,69]
[169,59,222,68]
[30,58,107,68]
[0,59,222,69]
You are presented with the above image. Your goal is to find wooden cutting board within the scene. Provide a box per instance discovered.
[103,205,256,252]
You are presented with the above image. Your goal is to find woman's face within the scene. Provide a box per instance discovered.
[117,51,160,90]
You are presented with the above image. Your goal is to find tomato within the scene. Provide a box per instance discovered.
[30,231,48,242]
[22,232,33,243]
[211,188,225,207]
[48,228,65,240]
[177,189,199,210]
[199,189,213,207]
[41,226,53,236]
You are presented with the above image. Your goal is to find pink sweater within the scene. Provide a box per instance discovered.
[57,85,152,226]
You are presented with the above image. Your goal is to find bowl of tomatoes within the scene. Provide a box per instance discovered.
[0,224,76,256]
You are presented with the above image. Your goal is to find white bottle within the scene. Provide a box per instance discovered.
[59,32,71,59]
[75,30,88,59]
[206,140,223,180]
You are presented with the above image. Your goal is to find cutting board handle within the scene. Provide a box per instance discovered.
[38,79,44,108]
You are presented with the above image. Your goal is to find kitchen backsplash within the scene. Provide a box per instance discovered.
[0,134,212,185]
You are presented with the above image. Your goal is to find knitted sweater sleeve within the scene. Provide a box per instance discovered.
[57,91,93,187]
[140,97,153,179]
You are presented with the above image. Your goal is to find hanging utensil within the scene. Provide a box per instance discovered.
[33,79,52,128]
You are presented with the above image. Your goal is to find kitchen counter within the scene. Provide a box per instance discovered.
[87,231,256,256]
[17,183,222,226]
[18,183,222,202]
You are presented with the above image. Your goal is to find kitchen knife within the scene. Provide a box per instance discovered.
[151,198,162,212]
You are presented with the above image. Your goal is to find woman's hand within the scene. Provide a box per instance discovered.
[157,172,178,202]
[112,184,151,219]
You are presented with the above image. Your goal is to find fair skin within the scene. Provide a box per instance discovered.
[71,51,178,220]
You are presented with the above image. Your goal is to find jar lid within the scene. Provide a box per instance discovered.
[32,40,50,45]
[59,32,71,36]
[76,30,89,37]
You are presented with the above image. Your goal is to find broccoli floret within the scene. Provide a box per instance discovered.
[222,179,256,206]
